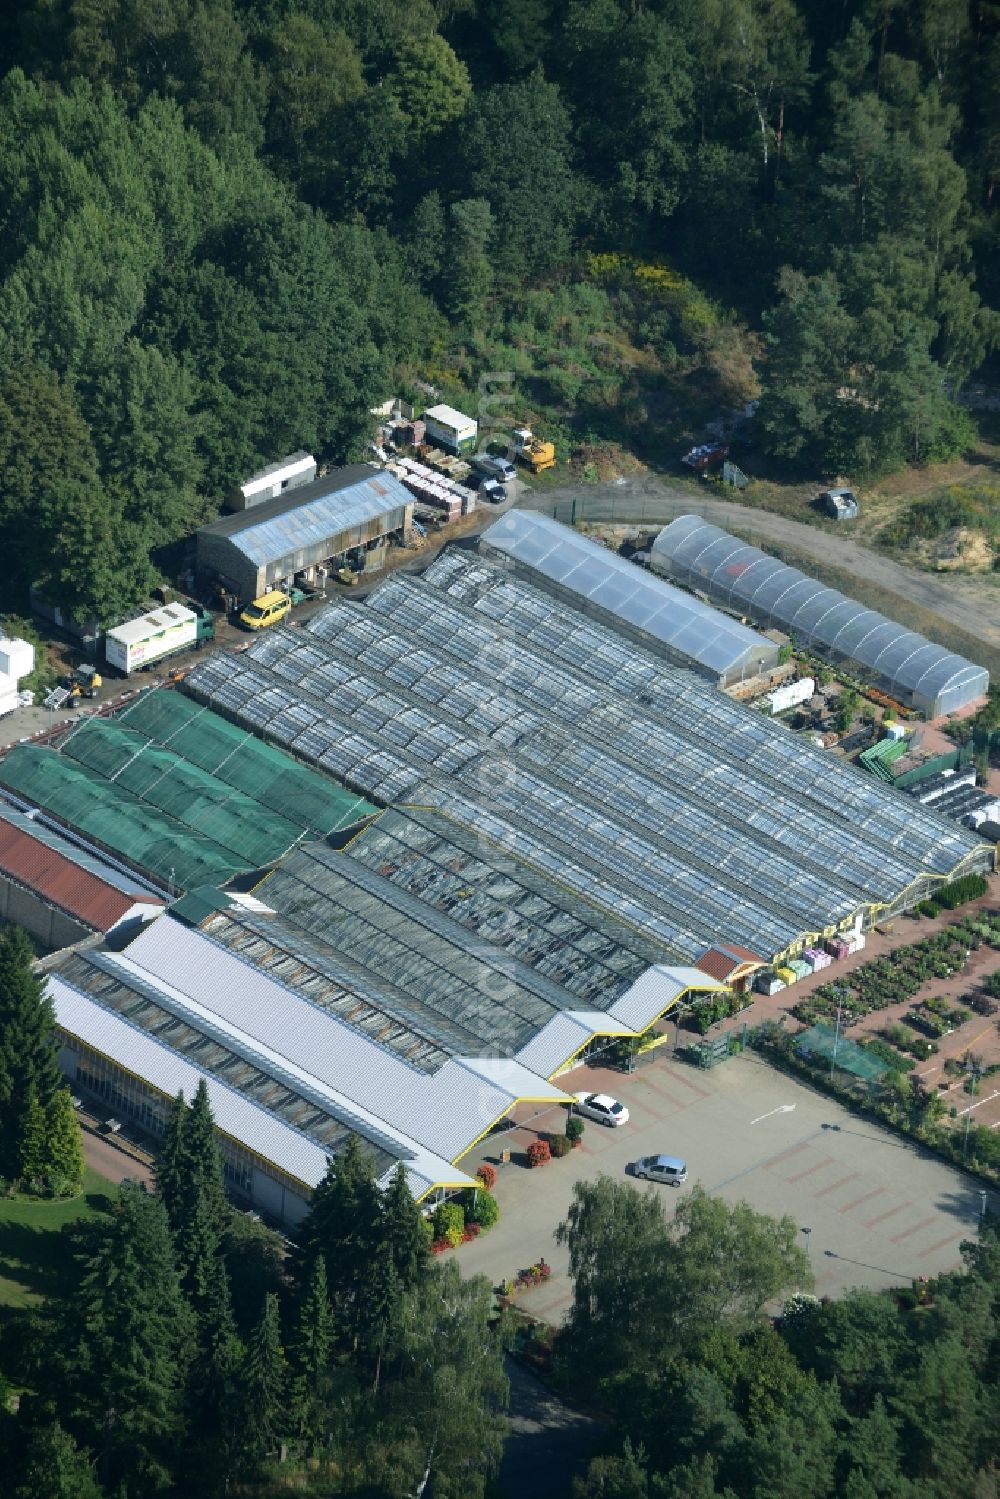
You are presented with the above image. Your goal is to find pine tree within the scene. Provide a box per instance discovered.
[13,1420,103,1499]
[179,1251,242,1498]
[0,926,62,1182]
[18,1084,48,1188]
[381,1163,429,1294]
[294,1136,384,1346]
[154,1090,188,1234]
[289,1254,335,1452]
[184,1078,229,1230]
[157,1080,232,1306]
[239,1292,288,1473]
[49,1181,192,1495]
[41,1088,85,1197]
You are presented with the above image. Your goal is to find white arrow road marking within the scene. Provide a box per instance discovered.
[750,1104,796,1125]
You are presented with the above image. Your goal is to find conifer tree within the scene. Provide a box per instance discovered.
[154,1090,188,1234]
[239,1292,288,1473]
[0,926,62,1181]
[18,1084,48,1187]
[50,1181,192,1495]
[289,1253,335,1451]
[381,1163,429,1294]
[294,1135,383,1337]
[42,1088,85,1197]
[180,1250,242,1497]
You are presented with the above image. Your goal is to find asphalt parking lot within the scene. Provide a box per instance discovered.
[456,1049,992,1321]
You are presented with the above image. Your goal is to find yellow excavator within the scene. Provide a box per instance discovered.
[513,426,556,474]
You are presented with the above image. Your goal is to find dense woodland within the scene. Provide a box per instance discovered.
[560,1177,1000,1499]
[0,0,997,622]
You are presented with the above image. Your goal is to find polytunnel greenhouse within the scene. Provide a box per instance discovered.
[651,515,988,717]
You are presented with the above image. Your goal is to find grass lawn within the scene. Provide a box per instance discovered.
[0,1167,117,1309]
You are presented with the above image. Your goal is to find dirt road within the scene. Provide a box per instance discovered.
[523,477,1000,656]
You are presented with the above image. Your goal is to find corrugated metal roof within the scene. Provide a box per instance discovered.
[50,976,333,1190]
[481,510,778,680]
[516,1010,634,1080]
[608,965,726,1032]
[119,916,569,1163]
[0,806,163,931]
[198,465,412,567]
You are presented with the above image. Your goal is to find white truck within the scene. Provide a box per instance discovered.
[104,603,207,676]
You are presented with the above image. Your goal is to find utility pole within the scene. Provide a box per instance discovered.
[830,1003,843,1080]
[963,1060,982,1159]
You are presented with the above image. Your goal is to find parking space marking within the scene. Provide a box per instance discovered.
[921,1233,964,1256]
[812,1172,860,1199]
[838,1186,885,1213]
[888,1214,939,1244]
[764,1141,812,1169]
[862,1202,911,1229]
[785,1155,836,1184]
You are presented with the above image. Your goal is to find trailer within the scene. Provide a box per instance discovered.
[105,603,214,676]
[422,404,478,455]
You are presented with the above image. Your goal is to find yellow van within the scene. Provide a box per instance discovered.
[239,590,291,631]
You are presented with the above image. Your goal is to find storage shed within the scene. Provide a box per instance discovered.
[225,451,317,512]
[196,465,413,603]
[652,515,989,718]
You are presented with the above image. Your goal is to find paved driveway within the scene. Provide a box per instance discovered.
[456,1051,992,1321]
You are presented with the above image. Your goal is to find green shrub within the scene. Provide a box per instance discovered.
[862,1037,915,1073]
[565,1116,584,1145]
[473,1190,500,1230]
[549,1133,572,1158]
[935,875,989,910]
[433,1200,464,1248]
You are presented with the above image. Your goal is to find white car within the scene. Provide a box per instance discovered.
[574,1092,629,1128]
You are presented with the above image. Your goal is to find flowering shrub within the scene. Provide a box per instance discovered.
[433,1200,464,1248]
[461,1222,481,1242]
[430,1238,449,1255]
[526,1139,551,1168]
[476,1162,497,1191]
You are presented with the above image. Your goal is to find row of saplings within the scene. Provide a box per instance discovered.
[793,907,1000,1035]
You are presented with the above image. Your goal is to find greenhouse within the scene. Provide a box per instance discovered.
[342,805,666,1003]
[183,549,993,962]
[479,509,780,684]
[651,515,989,717]
[116,689,376,835]
[0,745,243,891]
[0,693,376,892]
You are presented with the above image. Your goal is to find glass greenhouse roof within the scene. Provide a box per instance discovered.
[652,515,989,715]
[257,843,575,1055]
[344,806,665,1001]
[480,510,778,681]
[181,553,990,961]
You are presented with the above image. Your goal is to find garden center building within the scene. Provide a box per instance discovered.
[23,513,996,1227]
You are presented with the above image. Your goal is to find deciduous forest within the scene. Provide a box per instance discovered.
[0,0,997,621]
